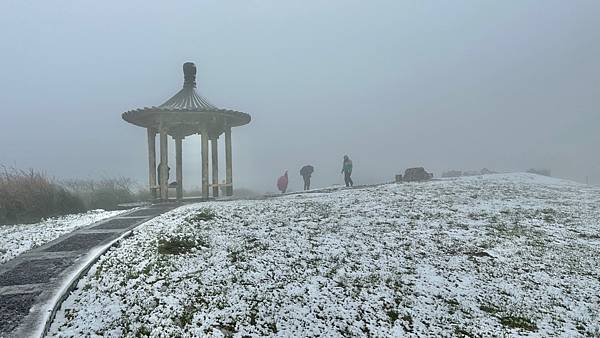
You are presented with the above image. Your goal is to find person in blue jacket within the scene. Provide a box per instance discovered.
[341,155,353,187]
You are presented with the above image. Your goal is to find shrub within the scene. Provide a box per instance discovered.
[157,236,206,255]
[63,177,137,210]
[0,167,85,225]
[186,209,217,223]
[527,168,551,177]
[500,315,537,331]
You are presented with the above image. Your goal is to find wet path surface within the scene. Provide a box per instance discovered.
[0,204,177,338]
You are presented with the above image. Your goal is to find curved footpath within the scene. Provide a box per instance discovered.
[0,204,177,338]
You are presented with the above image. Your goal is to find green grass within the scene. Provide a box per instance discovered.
[445,298,460,306]
[454,327,476,337]
[227,248,243,263]
[401,314,414,332]
[387,309,399,322]
[186,209,217,223]
[176,306,195,328]
[543,214,555,223]
[500,315,537,331]
[135,325,151,337]
[479,304,499,314]
[579,233,600,240]
[157,236,206,255]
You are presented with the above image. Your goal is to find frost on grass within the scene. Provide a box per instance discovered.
[0,209,127,264]
[48,174,600,337]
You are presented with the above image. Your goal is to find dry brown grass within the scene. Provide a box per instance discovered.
[62,177,138,210]
[0,166,85,225]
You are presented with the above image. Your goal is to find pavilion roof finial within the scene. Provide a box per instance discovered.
[183,62,196,88]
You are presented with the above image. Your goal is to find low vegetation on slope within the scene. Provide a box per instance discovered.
[0,168,85,225]
[0,166,145,225]
[49,174,600,337]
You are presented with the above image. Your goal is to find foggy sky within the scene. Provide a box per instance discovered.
[1,0,599,193]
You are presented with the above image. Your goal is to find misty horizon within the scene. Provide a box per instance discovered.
[1,1,598,193]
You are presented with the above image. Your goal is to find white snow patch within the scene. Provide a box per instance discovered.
[0,209,127,264]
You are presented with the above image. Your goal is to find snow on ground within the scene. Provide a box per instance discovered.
[0,209,127,264]
[48,173,600,337]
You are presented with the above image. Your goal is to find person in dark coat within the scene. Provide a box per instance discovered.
[300,165,314,191]
[341,155,353,187]
[277,170,289,194]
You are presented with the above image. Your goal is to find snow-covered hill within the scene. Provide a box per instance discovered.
[48,174,600,337]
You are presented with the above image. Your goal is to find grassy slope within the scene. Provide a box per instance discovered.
[49,174,600,337]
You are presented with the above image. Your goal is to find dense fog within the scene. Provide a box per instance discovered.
[0,0,598,193]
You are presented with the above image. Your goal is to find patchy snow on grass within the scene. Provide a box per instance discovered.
[48,174,600,337]
[0,209,127,264]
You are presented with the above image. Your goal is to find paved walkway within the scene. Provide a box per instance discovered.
[0,204,177,338]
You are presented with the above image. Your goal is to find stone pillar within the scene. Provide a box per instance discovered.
[159,125,169,200]
[225,126,233,196]
[201,128,209,199]
[147,128,157,199]
[211,136,219,198]
[175,137,183,202]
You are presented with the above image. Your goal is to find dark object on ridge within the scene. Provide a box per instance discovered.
[480,168,496,175]
[527,168,551,177]
[403,167,433,182]
[442,170,463,178]
[300,165,314,190]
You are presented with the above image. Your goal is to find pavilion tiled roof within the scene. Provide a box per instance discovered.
[158,86,217,111]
